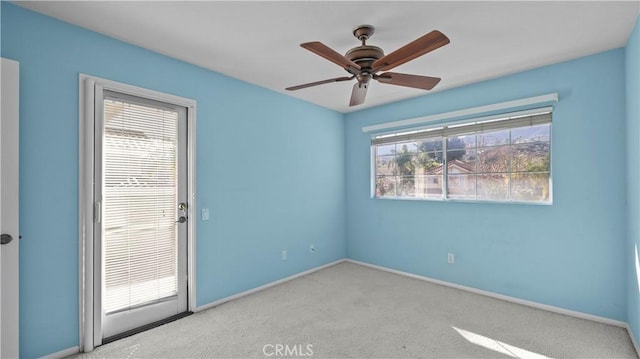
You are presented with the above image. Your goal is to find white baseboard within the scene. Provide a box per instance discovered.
[346,259,627,328]
[626,324,640,358]
[195,259,346,312]
[40,345,79,359]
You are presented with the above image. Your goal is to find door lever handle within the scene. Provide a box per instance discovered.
[1,234,13,245]
[175,216,188,224]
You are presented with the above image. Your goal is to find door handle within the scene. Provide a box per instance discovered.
[1,234,13,245]
[176,202,188,223]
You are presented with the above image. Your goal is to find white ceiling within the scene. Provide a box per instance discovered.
[15,1,640,113]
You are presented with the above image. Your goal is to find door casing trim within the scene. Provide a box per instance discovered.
[78,74,197,352]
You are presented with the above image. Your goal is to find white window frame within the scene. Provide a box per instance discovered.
[78,74,198,352]
[370,107,553,205]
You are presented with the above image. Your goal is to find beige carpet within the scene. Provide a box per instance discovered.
[72,261,637,358]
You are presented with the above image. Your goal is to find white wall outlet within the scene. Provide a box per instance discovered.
[281,250,287,261]
[201,208,210,221]
[310,244,315,253]
[447,253,455,264]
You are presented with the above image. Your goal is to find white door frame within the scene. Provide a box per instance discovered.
[1,58,20,359]
[78,74,197,352]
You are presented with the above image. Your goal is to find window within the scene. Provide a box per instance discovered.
[372,109,551,204]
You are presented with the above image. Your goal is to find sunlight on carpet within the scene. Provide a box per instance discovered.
[453,326,552,359]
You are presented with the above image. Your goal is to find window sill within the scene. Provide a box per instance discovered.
[372,196,553,206]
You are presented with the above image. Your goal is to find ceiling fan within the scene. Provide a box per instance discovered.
[286,25,450,107]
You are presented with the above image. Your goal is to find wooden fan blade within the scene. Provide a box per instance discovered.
[301,42,361,72]
[349,82,368,106]
[286,76,353,91]
[373,30,449,72]
[377,72,441,90]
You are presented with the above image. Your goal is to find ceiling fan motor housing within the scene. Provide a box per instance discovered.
[345,46,384,71]
[346,24,384,71]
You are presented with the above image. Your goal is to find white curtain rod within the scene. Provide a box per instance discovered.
[361,93,558,134]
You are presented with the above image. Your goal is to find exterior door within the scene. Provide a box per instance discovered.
[1,58,20,358]
[94,89,188,341]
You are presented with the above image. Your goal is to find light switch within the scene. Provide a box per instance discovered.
[201,208,210,221]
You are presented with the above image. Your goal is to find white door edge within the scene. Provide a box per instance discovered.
[1,57,20,359]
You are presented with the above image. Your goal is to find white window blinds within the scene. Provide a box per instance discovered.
[372,111,552,146]
[102,93,179,314]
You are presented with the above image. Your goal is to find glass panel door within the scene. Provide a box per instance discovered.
[96,90,188,340]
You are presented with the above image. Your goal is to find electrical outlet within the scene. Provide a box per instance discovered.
[310,244,315,253]
[447,253,455,264]
[282,250,287,261]
[201,208,209,221]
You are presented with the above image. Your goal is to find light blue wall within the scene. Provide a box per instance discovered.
[345,49,627,321]
[2,2,638,357]
[627,15,640,347]
[1,3,346,358]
